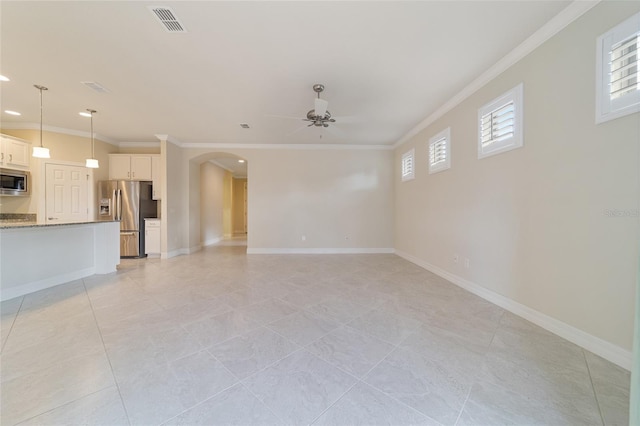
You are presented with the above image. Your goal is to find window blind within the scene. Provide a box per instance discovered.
[480,101,515,147]
[610,34,638,101]
[401,150,414,180]
[429,136,447,166]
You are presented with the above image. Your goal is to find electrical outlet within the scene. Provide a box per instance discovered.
[464,258,470,269]
[453,254,459,264]
[301,235,306,241]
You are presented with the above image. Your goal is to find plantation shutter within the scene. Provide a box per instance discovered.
[610,34,638,101]
[480,101,515,147]
[429,136,447,167]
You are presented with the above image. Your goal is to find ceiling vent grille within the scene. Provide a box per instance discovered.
[240,124,250,129]
[81,81,109,93]
[149,7,187,32]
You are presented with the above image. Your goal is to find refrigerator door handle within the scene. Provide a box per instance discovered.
[116,189,122,221]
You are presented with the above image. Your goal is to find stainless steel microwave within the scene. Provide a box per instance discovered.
[0,168,30,196]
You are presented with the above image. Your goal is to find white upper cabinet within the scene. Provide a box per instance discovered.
[151,155,162,200]
[1,135,31,169]
[109,154,153,180]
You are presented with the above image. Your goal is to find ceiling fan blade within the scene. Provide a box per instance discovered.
[286,125,307,136]
[331,115,359,123]
[314,98,328,118]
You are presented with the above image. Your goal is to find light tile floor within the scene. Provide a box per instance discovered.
[0,243,631,425]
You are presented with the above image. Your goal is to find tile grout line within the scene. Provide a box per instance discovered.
[81,278,133,426]
[359,341,444,425]
[452,308,507,426]
[582,348,606,426]
[0,295,25,353]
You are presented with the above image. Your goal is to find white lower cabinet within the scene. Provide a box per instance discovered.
[145,219,161,256]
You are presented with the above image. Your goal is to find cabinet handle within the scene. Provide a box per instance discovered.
[127,171,130,178]
[9,154,12,162]
[132,172,135,178]
[48,217,58,220]
[1,153,4,160]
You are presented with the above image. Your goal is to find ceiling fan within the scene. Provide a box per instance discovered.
[303,84,335,127]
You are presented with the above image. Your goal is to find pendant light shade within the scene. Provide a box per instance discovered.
[33,85,50,159]
[84,109,99,169]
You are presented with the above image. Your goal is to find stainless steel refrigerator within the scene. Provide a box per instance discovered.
[97,180,157,258]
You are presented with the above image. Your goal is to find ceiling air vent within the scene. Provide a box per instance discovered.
[149,6,187,32]
[240,124,250,129]
[81,81,109,93]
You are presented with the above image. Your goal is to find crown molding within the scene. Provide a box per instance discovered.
[180,142,394,151]
[0,122,121,146]
[393,0,600,149]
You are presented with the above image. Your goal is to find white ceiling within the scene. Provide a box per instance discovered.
[0,1,571,146]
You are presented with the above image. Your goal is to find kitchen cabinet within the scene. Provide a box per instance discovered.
[151,155,162,200]
[109,154,152,180]
[145,218,161,256]
[0,135,30,169]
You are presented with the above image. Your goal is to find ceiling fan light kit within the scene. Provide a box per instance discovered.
[304,84,336,127]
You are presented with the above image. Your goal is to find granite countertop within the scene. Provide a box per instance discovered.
[0,220,119,230]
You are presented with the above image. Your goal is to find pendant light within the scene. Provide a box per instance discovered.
[84,109,99,168]
[32,85,50,158]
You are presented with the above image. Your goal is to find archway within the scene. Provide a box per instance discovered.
[191,152,248,250]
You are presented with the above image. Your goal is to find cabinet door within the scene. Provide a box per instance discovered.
[109,155,131,179]
[131,156,152,180]
[3,138,30,168]
[145,225,161,254]
[151,155,162,200]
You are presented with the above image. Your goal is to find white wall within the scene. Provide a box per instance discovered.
[395,1,639,363]
[200,161,225,246]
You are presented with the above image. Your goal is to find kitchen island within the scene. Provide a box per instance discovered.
[0,220,120,301]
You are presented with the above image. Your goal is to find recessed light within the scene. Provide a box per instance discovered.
[0,75,9,82]
[4,110,21,116]
[79,111,92,117]
[238,159,245,163]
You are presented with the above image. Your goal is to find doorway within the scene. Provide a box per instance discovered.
[198,153,248,247]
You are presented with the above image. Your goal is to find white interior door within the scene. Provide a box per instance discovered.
[45,163,89,223]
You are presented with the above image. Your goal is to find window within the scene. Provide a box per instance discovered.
[401,149,415,181]
[478,83,523,159]
[428,127,451,174]
[596,11,640,124]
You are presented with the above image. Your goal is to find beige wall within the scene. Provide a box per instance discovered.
[0,129,118,218]
[223,171,233,237]
[232,177,247,235]
[394,1,639,353]
[182,147,394,252]
[162,140,185,256]
[200,161,225,245]
[118,146,160,154]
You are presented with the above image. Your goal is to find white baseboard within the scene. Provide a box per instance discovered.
[1,267,95,301]
[183,244,202,255]
[202,237,222,247]
[246,247,395,254]
[394,250,632,371]
[162,249,182,259]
